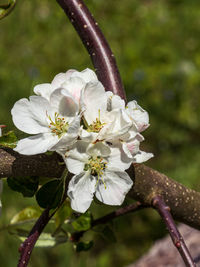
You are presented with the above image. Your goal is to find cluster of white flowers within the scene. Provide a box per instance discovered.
[11,68,153,213]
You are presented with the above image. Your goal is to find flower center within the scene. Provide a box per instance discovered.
[84,156,107,188]
[87,110,106,133]
[47,112,69,138]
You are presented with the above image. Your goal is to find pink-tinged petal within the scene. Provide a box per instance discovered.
[33,83,53,101]
[14,133,59,155]
[133,150,154,163]
[95,170,133,205]
[67,171,96,213]
[51,70,76,89]
[50,89,78,117]
[11,98,49,134]
[127,100,149,132]
[62,76,86,102]
[83,82,107,124]
[71,68,98,83]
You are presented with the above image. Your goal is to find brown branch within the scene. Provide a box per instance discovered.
[152,195,196,267]
[56,0,126,101]
[1,148,200,230]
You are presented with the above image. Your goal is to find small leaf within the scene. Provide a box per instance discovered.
[9,229,68,248]
[10,206,41,224]
[75,241,93,252]
[72,211,92,231]
[7,176,39,197]
[0,0,16,20]
[54,200,72,228]
[0,130,17,148]
[36,179,63,209]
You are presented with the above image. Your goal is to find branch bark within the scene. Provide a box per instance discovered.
[1,148,200,230]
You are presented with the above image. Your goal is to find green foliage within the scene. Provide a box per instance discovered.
[36,179,63,209]
[0,130,17,148]
[10,206,41,224]
[7,176,39,197]
[1,0,200,266]
[75,241,93,252]
[72,211,92,232]
[0,0,16,20]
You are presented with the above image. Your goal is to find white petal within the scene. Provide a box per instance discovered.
[71,68,98,83]
[67,172,96,213]
[65,141,89,174]
[95,170,133,205]
[107,144,132,171]
[14,133,59,155]
[51,116,80,150]
[133,150,154,163]
[87,142,111,157]
[79,128,97,142]
[83,82,107,124]
[33,83,53,101]
[11,98,49,134]
[29,96,53,126]
[111,94,125,110]
[51,70,76,89]
[127,100,149,132]
[98,109,132,140]
[50,89,78,117]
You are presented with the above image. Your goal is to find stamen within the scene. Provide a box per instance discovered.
[87,109,106,133]
[47,112,69,138]
[84,156,107,188]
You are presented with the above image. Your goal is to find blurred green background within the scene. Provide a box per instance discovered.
[1,0,200,266]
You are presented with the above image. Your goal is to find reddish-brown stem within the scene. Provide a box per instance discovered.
[92,201,147,227]
[70,202,147,242]
[56,0,126,101]
[152,195,196,267]
[18,208,51,267]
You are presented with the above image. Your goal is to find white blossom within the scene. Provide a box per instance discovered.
[11,89,80,155]
[80,83,132,142]
[62,141,133,213]
[34,68,98,103]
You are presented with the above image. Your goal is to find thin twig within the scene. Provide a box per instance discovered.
[70,202,147,242]
[152,195,196,267]
[56,0,126,101]
[18,169,70,267]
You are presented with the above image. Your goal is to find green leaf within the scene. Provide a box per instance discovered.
[10,206,41,224]
[0,0,16,20]
[75,241,93,252]
[9,228,68,248]
[54,200,72,228]
[0,130,17,148]
[72,211,92,231]
[36,179,63,209]
[7,176,39,197]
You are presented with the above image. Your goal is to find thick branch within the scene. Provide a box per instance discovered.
[56,0,126,101]
[1,148,200,230]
